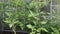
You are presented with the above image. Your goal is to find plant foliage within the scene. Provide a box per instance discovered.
[0,0,60,34]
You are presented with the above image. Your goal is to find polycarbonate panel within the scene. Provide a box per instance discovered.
[52,0,60,23]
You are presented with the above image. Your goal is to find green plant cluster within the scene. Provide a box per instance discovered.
[0,0,60,34]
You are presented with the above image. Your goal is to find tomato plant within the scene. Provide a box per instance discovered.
[0,0,59,34]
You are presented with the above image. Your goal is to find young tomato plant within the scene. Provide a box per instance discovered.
[3,0,60,34]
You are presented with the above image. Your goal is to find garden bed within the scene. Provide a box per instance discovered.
[0,30,29,34]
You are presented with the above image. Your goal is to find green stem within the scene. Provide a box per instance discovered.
[13,25,16,34]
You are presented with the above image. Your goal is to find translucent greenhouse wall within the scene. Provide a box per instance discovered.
[52,0,60,23]
[0,0,60,34]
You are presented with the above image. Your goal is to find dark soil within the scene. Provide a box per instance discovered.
[0,30,29,34]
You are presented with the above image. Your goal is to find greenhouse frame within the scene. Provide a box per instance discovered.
[0,0,60,34]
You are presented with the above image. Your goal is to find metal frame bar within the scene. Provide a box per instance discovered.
[50,0,53,23]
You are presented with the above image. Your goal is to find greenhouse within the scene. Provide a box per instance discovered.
[0,0,60,34]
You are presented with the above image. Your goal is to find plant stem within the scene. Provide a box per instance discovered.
[13,25,16,34]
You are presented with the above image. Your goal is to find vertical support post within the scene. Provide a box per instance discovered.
[36,0,39,25]
[50,0,53,23]
[36,0,38,13]
[2,0,4,31]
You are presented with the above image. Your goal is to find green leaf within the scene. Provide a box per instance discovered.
[51,27,60,34]
[19,22,24,30]
[28,0,36,9]
[37,28,41,32]
[9,24,13,28]
[5,12,12,17]
[33,17,40,20]
[30,32,35,34]
[4,20,10,23]
[27,24,33,29]
[41,21,47,24]
[28,10,34,17]
[41,28,48,32]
